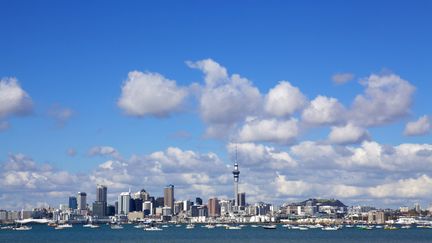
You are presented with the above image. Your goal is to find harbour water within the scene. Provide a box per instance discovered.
[2,224,432,243]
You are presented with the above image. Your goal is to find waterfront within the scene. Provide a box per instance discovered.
[2,224,432,243]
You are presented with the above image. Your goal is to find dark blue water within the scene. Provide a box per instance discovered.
[1,224,432,243]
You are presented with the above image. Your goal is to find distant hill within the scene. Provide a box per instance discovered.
[287,198,347,207]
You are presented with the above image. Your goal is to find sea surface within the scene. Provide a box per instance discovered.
[1,224,432,243]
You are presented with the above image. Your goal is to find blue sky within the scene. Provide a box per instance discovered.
[0,0,432,209]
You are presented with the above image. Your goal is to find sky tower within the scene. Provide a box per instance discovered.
[232,147,240,207]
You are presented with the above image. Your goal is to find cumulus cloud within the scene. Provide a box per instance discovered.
[332,72,354,84]
[328,123,370,144]
[404,115,431,136]
[0,154,81,209]
[186,59,228,87]
[188,59,262,138]
[238,118,299,144]
[301,95,346,125]
[117,71,188,117]
[350,73,415,126]
[227,142,297,169]
[0,77,33,118]
[88,146,121,159]
[264,81,307,117]
[47,104,74,127]
[368,175,432,198]
[3,141,432,209]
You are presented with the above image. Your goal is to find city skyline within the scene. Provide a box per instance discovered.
[1,1,432,210]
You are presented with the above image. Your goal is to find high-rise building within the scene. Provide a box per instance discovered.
[208,197,220,217]
[155,197,164,208]
[164,185,174,211]
[237,192,246,208]
[68,196,77,210]
[93,185,107,217]
[133,189,150,201]
[195,197,203,206]
[96,184,107,203]
[118,192,131,215]
[77,192,87,210]
[143,201,153,216]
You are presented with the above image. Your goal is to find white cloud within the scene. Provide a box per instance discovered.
[88,146,121,159]
[328,123,370,144]
[0,77,33,118]
[301,95,346,125]
[186,59,228,87]
[188,59,262,138]
[368,175,432,198]
[350,73,415,126]
[404,115,431,136]
[227,142,297,169]
[117,71,188,117]
[264,81,307,117]
[332,72,354,84]
[238,118,299,144]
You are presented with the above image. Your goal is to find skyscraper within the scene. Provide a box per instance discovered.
[118,192,131,215]
[195,197,203,206]
[77,192,87,210]
[68,196,77,210]
[93,184,107,217]
[208,197,220,217]
[96,184,107,203]
[164,184,174,211]
[237,192,246,208]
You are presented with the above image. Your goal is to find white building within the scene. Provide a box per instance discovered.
[118,192,131,215]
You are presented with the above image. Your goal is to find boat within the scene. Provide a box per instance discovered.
[250,225,259,228]
[262,225,277,229]
[401,225,411,229]
[47,222,58,227]
[175,224,181,227]
[186,224,195,229]
[55,224,72,230]
[226,225,241,230]
[322,226,339,231]
[299,227,309,230]
[111,224,124,230]
[384,225,398,230]
[204,224,215,229]
[1,226,14,230]
[161,224,169,228]
[134,224,148,228]
[13,225,32,231]
[144,226,163,231]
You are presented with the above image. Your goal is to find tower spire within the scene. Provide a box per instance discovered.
[232,143,240,209]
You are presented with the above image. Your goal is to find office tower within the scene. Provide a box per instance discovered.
[208,197,220,217]
[68,196,77,209]
[195,197,203,206]
[107,205,116,216]
[164,184,174,210]
[93,184,107,217]
[155,197,164,207]
[232,158,240,207]
[237,192,246,208]
[143,201,153,216]
[118,192,131,215]
[77,192,87,210]
[133,189,150,201]
[96,184,107,203]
